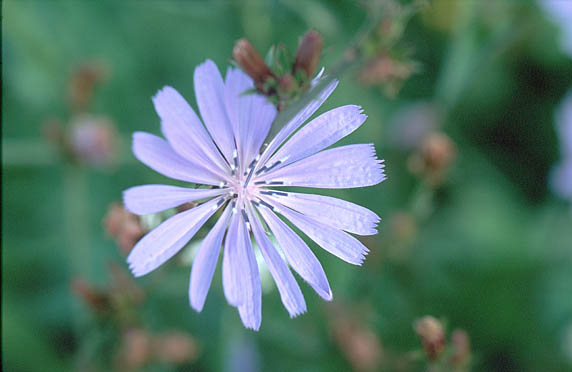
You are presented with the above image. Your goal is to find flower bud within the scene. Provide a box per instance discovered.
[359,53,413,87]
[415,316,445,361]
[104,203,146,255]
[68,62,108,111]
[115,328,152,370]
[233,38,275,91]
[293,30,323,79]
[71,278,110,313]
[279,73,295,93]
[450,329,471,367]
[153,331,199,365]
[408,132,457,186]
[329,304,382,371]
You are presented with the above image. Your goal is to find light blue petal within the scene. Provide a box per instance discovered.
[261,192,379,236]
[256,79,338,170]
[194,60,236,163]
[127,197,223,277]
[257,206,332,301]
[223,211,241,306]
[132,132,222,185]
[267,105,367,170]
[235,215,262,330]
[262,200,368,265]
[153,86,230,178]
[247,204,306,318]
[123,185,227,215]
[259,144,385,189]
[189,205,232,312]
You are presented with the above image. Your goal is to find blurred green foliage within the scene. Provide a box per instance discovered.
[3,0,572,371]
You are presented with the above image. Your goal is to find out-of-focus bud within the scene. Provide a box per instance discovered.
[68,62,108,111]
[415,316,445,361]
[115,328,152,371]
[450,329,471,367]
[408,132,457,186]
[293,30,323,79]
[69,115,118,168]
[104,203,146,255]
[71,278,111,313]
[152,331,200,365]
[329,304,383,371]
[359,53,415,97]
[233,38,275,92]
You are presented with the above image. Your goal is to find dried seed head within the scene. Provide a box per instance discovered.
[293,30,323,79]
[415,316,445,361]
[233,38,275,91]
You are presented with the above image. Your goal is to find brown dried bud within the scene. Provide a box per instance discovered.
[68,62,108,111]
[115,328,152,371]
[293,30,323,79]
[233,38,275,91]
[71,279,111,313]
[359,52,413,86]
[408,132,457,186]
[104,203,146,255]
[450,329,471,367]
[329,304,383,372]
[415,316,445,361]
[152,331,200,365]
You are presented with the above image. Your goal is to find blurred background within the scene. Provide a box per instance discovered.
[3,0,572,371]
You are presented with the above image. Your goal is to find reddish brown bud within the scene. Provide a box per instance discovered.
[104,203,146,255]
[115,328,152,370]
[279,73,295,93]
[450,329,471,367]
[293,30,323,79]
[233,38,275,91]
[329,304,383,371]
[359,52,413,86]
[68,62,108,111]
[408,132,457,186]
[71,279,111,313]
[415,316,445,361]
[152,331,200,365]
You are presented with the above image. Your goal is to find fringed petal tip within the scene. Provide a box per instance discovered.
[288,306,307,319]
